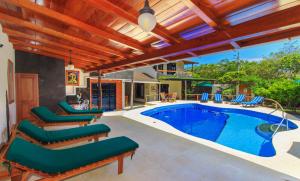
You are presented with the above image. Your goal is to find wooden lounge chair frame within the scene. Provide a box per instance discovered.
[31,112,94,128]
[0,132,136,181]
[57,106,103,119]
[17,130,108,149]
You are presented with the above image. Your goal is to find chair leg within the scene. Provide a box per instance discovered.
[11,170,30,181]
[118,156,124,175]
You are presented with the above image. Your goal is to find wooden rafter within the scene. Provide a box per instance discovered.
[84,0,181,44]
[11,39,102,65]
[14,46,93,69]
[181,0,241,49]
[0,11,125,57]
[180,0,221,28]
[88,3,300,71]
[4,28,112,62]
[3,0,146,52]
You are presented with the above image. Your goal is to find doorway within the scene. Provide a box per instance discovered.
[160,84,169,94]
[91,83,116,111]
[16,73,39,122]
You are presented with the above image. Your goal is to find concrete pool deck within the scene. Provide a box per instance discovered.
[23,101,299,181]
[69,115,297,181]
[120,101,300,180]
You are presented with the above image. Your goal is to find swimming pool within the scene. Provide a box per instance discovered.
[141,104,298,157]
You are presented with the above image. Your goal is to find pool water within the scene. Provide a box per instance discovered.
[141,104,297,157]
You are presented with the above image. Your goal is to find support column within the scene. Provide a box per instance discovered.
[158,84,161,101]
[97,70,102,109]
[184,80,187,100]
[130,79,134,109]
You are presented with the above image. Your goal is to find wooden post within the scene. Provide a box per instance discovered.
[118,156,124,174]
[97,70,102,109]
[192,64,194,76]
[184,80,187,100]
[130,79,134,109]
[158,84,161,101]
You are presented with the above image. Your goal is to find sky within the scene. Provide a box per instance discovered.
[188,37,300,65]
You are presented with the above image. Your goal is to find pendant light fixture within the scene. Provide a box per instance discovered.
[67,50,74,70]
[138,0,157,32]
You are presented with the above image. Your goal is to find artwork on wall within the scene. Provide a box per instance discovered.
[66,70,80,86]
[7,59,14,103]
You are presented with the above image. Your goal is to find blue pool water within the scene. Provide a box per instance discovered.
[141,104,298,157]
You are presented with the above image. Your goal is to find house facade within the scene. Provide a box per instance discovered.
[65,60,198,110]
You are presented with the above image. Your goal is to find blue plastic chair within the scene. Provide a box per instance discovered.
[242,96,264,107]
[214,94,222,103]
[200,93,209,102]
[231,94,245,104]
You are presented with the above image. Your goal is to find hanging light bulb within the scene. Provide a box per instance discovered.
[67,50,74,70]
[138,0,157,32]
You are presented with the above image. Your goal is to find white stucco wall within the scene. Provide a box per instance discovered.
[0,24,16,143]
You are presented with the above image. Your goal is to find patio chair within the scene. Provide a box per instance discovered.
[1,136,138,180]
[17,120,110,148]
[160,92,167,102]
[230,94,245,104]
[199,93,209,102]
[241,96,264,107]
[31,106,95,127]
[169,92,177,103]
[214,93,223,103]
[58,101,103,118]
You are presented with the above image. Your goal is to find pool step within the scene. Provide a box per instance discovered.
[256,123,287,139]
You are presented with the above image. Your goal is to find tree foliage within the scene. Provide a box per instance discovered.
[191,42,300,108]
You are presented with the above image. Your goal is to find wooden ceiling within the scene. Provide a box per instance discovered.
[1,0,300,73]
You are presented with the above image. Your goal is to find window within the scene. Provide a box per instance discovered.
[158,64,164,70]
[135,83,144,99]
[167,63,176,75]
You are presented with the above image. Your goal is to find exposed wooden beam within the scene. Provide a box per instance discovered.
[187,52,198,57]
[3,0,146,52]
[230,41,241,49]
[0,11,124,57]
[14,46,92,69]
[181,0,241,49]
[4,28,112,62]
[177,26,300,60]
[11,39,102,65]
[180,0,220,27]
[88,3,300,71]
[84,0,181,44]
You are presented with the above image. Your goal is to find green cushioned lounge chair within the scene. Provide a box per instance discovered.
[58,101,103,118]
[31,106,95,127]
[17,120,111,148]
[2,137,138,180]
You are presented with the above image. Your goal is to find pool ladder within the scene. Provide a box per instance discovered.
[264,99,288,138]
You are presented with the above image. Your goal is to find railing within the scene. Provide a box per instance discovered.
[263,98,288,137]
[157,70,193,79]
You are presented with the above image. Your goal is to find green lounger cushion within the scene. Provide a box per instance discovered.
[58,101,104,114]
[31,106,95,123]
[6,137,139,174]
[18,120,111,143]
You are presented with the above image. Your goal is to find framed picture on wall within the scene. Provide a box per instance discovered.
[66,70,80,86]
[7,59,14,103]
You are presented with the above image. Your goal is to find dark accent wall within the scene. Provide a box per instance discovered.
[15,51,66,111]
